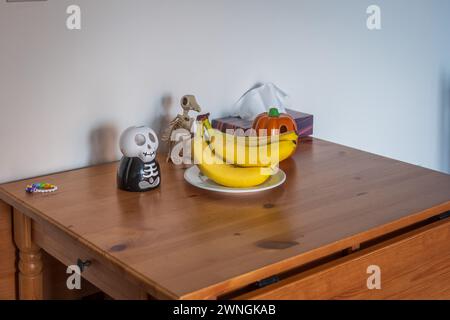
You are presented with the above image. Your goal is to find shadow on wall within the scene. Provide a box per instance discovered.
[440,73,450,174]
[88,95,174,166]
[150,94,174,155]
[89,123,119,165]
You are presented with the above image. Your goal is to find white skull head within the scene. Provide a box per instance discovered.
[119,126,159,163]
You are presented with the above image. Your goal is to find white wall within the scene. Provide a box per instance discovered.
[0,0,449,183]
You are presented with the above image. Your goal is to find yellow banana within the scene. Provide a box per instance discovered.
[206,127,298,147]
[192,137,274,188]
[210,139,297,167]
[206,129,298,167]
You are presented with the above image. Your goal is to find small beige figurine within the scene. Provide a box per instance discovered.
[162,95,201,162]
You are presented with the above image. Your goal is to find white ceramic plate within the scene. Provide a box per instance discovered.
[184,166,286,194]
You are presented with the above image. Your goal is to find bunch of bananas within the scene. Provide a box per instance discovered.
[192,120,298,188]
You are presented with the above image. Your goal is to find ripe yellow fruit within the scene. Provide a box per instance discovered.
[211,140,297,167]
[206,129,298,167]
[206,128,298,147]
[192,137,274,188]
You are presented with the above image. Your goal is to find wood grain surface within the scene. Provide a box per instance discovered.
[1,137,449,299]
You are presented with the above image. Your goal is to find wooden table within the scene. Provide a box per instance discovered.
[1,137,450,300]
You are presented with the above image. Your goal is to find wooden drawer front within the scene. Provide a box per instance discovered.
[32,222,147,300]
[239,219,450,300]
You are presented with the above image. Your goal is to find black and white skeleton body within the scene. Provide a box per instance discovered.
[117,126,161,192]
[142,161,160,188]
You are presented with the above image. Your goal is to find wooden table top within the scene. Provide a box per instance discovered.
[1,137,450,299]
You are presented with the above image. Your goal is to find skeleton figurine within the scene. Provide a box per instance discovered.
[162,95,201,162]
[117,126,161,192]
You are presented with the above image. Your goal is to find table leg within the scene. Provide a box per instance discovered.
[0,200,16,299]
[13,209,43,300]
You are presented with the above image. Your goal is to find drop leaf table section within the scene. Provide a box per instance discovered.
[1,137,449,300]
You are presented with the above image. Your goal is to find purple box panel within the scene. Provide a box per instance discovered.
[211,109,313,137]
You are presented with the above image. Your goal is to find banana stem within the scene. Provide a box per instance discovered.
[202,118,213,130]
[200,118,213,142]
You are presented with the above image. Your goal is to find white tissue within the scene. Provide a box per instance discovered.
[232,83,291,121]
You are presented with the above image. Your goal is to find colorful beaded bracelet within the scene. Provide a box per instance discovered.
[26,183,58,193]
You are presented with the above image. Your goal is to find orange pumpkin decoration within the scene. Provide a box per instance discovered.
[252,108,298,136]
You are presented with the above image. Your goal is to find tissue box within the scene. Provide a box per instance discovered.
[212,109,313,137]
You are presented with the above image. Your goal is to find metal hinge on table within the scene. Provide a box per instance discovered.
[257,275,280,288]
[437,211,450,220]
